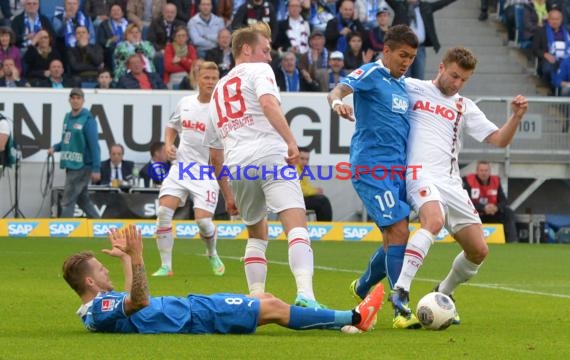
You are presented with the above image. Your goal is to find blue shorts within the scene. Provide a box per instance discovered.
[188,293,260,334]
[352,172,410,229]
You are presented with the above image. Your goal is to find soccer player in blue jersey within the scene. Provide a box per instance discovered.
[327,24,420,329]
[62,225,384,334]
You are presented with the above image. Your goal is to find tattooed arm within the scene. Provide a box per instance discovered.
[121,224,150,315]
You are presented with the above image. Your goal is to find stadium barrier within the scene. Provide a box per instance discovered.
[0,219,505,243]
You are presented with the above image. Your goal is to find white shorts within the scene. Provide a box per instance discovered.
[159,166,219,213]
[230,155,305,226]
[407,176,481,234]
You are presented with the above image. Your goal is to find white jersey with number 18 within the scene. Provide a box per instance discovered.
[204,62,288,169]
[405,78,498,180]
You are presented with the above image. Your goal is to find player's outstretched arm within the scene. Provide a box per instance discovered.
[122,224,150,315]
[327,84,355,121]
[486,95,528,147]
[103,228,133,292]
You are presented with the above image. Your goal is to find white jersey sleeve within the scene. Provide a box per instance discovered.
[253,63,281,102]
[167,99,183,133]
[462,98,498,142]
[204,109,224,149]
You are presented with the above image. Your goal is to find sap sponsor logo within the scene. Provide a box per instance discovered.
[92,222,124,237]
[49,222,80,237]
[268,224,284,239]
[217,224,246,239]
[343,226,373,240]
[136,223,157,237]
[308,225,332,240]
[482,227,496,238]
[8,222,39,237]
[175,224,200,238]
[435,228,450,241]
[392,94,408,114]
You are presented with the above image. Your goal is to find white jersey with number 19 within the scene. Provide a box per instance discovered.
[405,78,498,180]
[204,62,288,169]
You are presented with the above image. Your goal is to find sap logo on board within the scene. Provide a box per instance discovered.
[136,223,156,237]
[308,225,332,240]
[268,224,284,239]
[482,227,496,238]
[92,222,124,237]
[8,222,39,237]
[343,226,373,241]
[175,224,200,238]
[217,224,245,239]
[49,222,80,237]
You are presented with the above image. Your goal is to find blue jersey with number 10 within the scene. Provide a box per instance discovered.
[341,61,410,166]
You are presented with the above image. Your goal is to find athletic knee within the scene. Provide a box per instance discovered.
[466,243,488,264]
[196,217,215,237]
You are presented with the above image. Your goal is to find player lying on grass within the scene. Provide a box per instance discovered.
[62,225,384,334]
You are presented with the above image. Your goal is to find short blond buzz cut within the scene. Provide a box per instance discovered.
[198,61,219,73]
[231,22,272,59]
[442,47,478,72]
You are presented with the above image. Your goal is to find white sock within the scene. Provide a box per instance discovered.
[156,206,175,270]
[439,251,481,295]
[395,229,435,292]
[287,227,315,300]
[196,218,217,256]
[244,238,268,295]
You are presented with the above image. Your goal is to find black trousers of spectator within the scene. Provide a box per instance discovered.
[304,195,333,221]
[480,207,519,243]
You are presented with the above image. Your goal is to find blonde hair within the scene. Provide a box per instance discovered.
[199,61,219,73]
[231,22,272,58]
[62,251,94,296]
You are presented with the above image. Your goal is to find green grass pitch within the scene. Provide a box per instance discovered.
[1,237,569,359]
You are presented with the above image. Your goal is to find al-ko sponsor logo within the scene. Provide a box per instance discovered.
[8,221,39,237]
[343,225,373,240]
[92,222,125,237]
[49,221,80,237]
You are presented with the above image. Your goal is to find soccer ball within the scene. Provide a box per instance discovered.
[415,292,456,330]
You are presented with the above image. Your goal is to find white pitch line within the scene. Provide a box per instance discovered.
[213,254,570,300]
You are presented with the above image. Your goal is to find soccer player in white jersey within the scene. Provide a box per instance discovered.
[391,47,528,323]
[204,23,324,309]
[151,61,225,277]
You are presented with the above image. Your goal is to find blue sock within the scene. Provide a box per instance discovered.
[287,306,353,330]
[356,246,386,299]
[386,244,406,289]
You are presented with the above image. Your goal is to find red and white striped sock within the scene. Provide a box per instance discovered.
[288,227,315,300]
[395,229,435,292]
[244,238,268,295]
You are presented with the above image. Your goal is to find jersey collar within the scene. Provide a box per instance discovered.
[376,59,406,83]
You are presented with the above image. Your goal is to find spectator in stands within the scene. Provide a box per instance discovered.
[127,0,166,31]
[67,26,104,83]
[52,0,96,56]
[113,23,155,82]
[353,0,384,30]
[22,29,62,84]
[532,6,570,88]
[325,50,347,91]
[205,28,234,78]
[217,0,236,27]
[274,51,321,92]
[163,26,196,88]
[275,0,311,55]
[99,143,135,187]
[297,147,333,221]
[34,58,79,87]
[343,31,373,72]
[139,141,170,187]
[387,0,458,80]
[11,0,56,53]
[95,68,116,88]
[368,7,391,56]
[325,0,366,53]
[0,27,23,74]
[83,0,112,27]
[188,0,225,59]
[148,3,184,53]
[231,0,279,43]
[169,0,199,24]
[463,161,519,243]
[0,58,30,87]
[299,29,329,91]
[48,88,101,218]
[503,1,539,45]
[97,4,128,72]
[117,54,166,89]
[479,0,490,21]
[307,0,336,32]
[0,0,12,26]
[177,57,203,90]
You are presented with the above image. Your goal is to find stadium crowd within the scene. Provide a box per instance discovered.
[0,0,406,91]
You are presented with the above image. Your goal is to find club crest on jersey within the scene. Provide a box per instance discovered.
[455,98,465,114]
[101,299,115,312]
[392,94,408,114]
[419,186,431,197]
[348,68,364,79]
